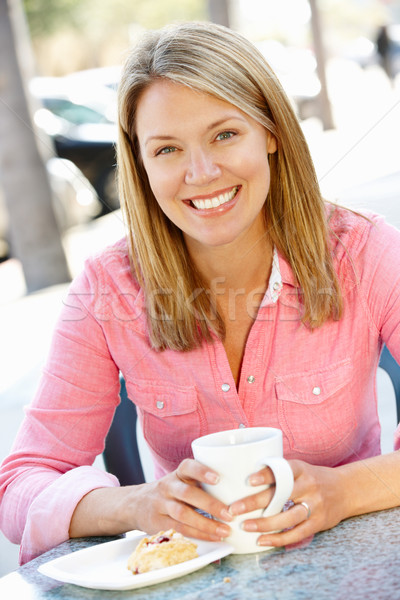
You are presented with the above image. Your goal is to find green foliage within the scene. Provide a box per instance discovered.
[23,0,207,39]
[23,0,82,37]
[130,0,206,29]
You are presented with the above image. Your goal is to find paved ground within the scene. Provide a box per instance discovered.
[0,60,399,577]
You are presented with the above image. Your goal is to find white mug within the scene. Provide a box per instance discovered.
[191,427,294,554]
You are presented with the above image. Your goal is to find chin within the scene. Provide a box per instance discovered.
[198,235,241,248]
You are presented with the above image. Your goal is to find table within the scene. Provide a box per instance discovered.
[1,507,400,599]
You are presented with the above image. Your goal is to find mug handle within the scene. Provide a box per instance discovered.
[258,457,294,517]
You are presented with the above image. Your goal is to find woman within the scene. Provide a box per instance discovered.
[1,21,400,564]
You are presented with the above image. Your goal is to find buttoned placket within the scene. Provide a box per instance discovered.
[237,303,279,424]
[206,248,286,428]
[207,337,248,428]
[206,299,280,429]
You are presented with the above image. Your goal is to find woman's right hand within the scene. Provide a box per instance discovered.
[127,458,233,541]
[70,458,233,541]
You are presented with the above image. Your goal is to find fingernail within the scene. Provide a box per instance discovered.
[229,502,246,516]
[257,537,274,547]
[205,471,219,484]
[249,474,264,485]
[242,521,257,532]
[220,508,234,522]
[216,525,231,538]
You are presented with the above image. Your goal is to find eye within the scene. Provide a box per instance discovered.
[215,131,236,141]
[155,146,177,156]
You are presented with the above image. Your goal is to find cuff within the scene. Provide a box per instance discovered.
[19,466,119,565]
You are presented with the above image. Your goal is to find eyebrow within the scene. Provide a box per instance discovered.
[143,115,247,147]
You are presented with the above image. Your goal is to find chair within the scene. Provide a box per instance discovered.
[102,377,145,486]
[379,345,400,425]
[103,348,400,485]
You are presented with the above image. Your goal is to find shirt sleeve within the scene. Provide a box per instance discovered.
[358,215,400,359]
[0,260,122,563]
[354,214,400,451]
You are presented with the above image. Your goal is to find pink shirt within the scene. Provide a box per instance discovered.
[2,205,400,564]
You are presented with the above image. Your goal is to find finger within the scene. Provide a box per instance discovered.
[170,465,229,515]
[243,499,315,548]
[155,514,230,542]
[145,510,227,542]
[242,501,311,534]
[176,458,220,485]
[229,484,275,516]
[163,498,231,541]
[247,466,275,486]
[257,519,315,548]
[171,475,233,523]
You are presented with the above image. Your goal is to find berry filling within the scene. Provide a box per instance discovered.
[148,534,171,545]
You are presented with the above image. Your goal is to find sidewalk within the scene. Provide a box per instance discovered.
[0,60,399,577]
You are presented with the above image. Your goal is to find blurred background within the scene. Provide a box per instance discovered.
[1,0,400,576]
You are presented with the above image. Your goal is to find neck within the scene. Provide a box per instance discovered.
[186,232,273,294]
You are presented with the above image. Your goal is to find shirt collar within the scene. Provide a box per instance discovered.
[260,246,298,307]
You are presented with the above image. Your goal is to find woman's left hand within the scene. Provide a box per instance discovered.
[229,459,348,548]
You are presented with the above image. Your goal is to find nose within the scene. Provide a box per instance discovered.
[184,148,221,186]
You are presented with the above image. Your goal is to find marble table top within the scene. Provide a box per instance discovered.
[1,507,400,599]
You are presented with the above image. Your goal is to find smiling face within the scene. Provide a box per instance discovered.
[135,79,277,253]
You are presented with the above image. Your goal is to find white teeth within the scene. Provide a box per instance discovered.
[191,186,238,210]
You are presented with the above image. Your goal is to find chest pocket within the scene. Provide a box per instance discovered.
[125,378,201,467]
[275,359,356,458]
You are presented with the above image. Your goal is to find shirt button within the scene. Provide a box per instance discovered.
[239,423,246,428]
[156,400,164,409]
[312,387,321,396]
[221,383,230,392]
[247,375,255,384]
[273,281,280,290]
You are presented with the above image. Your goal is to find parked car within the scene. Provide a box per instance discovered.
[29,77,119,214]
[0,157,101,261]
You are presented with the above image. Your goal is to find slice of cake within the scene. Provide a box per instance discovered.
[127,529,199,575]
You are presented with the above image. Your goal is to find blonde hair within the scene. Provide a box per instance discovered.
[117,21,342,350]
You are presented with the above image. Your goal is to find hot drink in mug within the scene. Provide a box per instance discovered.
[192,427,294,554]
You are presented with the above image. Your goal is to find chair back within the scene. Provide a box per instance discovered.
[102,377,145,486]
[379,345,400,424]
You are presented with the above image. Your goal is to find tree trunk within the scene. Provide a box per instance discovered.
[207,0,231,27]
[0,0,70,292]
[309,0,335,130]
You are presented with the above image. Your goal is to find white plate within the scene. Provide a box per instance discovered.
[38,532,233,590]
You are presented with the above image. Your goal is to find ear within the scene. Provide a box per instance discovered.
[267,134,277,154]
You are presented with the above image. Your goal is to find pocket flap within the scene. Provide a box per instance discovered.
[275,359,351,405]
[126,379,198,417]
